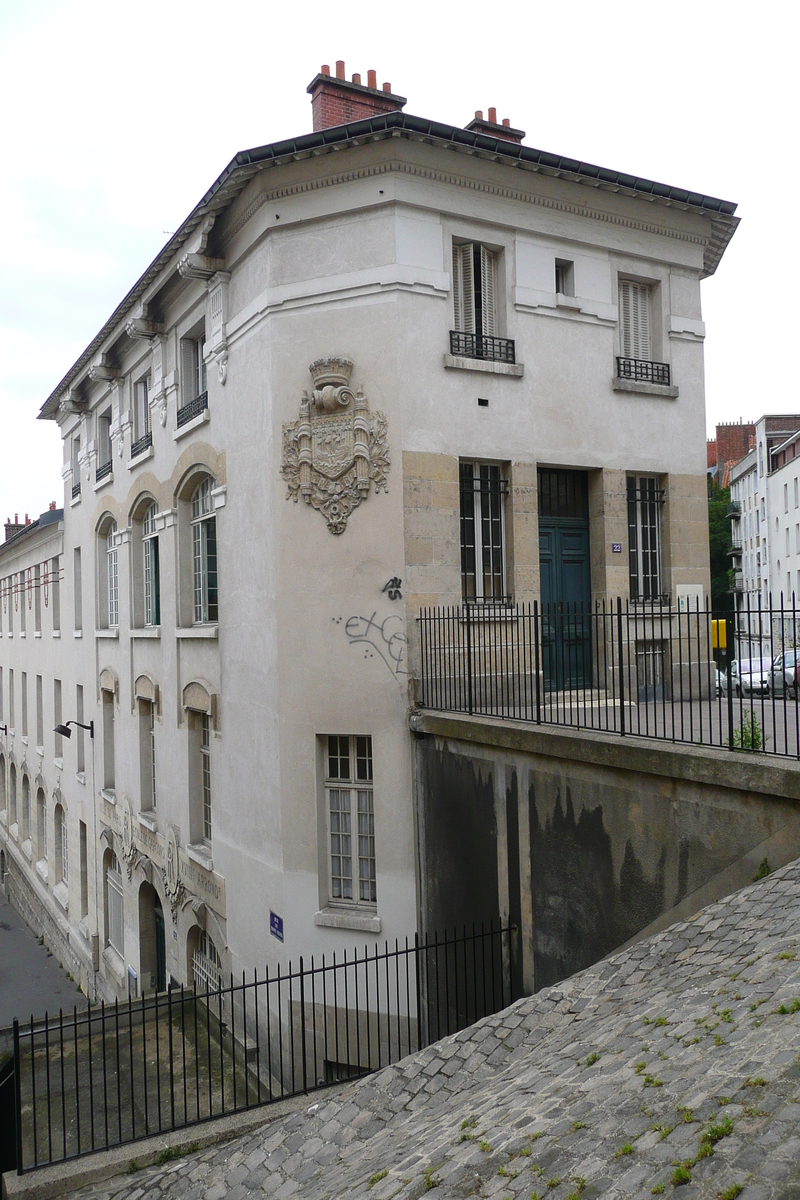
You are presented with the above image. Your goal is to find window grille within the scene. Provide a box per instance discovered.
[143,503,160,626]
[627,476,664,601]
[451,242,513,362]
[107,853,123,954]
[326,735,375,906]
[459,462,508,602]
[619,279,652,361]
[191,478,218,624]
[106,523,119,627]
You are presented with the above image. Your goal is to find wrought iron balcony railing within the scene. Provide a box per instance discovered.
[95,461,112,483]
[71,482,81,499]
[177,390,208,429]
[131,431,153,459]
[450,331,516,364]
[616,357,671,386]
[726,501,741,518]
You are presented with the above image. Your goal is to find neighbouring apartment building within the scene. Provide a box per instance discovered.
[0,62,738,1004]
[729,414,800,617]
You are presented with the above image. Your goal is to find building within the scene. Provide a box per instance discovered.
[707,420,755,492]
[729,414,800,618]
[0,62,738,1006]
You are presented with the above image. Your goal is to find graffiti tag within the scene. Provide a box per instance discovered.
[345,612,408,677]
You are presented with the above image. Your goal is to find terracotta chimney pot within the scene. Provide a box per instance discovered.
[367,69,377,89]
[336,60,345,79]
[488,106,497,123]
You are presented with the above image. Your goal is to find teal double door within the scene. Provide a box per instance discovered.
[538,470,592,691]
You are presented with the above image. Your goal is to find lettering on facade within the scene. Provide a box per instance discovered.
[344,611,408,677]
[382,577,402,600]
[281,357,390,534]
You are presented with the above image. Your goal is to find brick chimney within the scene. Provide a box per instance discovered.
[465,109,526,145]
[4,512,28,541]
[307,62,407,131]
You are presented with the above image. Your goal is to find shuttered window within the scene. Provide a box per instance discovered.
[453,243,497,337]
[181,335,207,405]
[619,280,652,361]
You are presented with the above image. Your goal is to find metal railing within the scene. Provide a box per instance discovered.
[450,331,516,364]
[130,431,152,459]
[71,483,80,499]
[726,500,741,518]
[616,357,671,386]
[417,597,800,758]
[95,461,112,483]
[176,391,208,429]
[8,922,513,1174]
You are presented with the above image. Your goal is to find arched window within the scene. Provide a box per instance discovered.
[21,773,30,841]
[106,522,119,627]
[0,753,6,814]
[36,787,47,863]
[9,763,16,827]
[142,503,160,626]
[105,850,123,954]
[191,478,217,624]
[54,804,68,884]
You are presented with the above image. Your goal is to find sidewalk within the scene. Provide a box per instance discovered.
[0,891,86,1029]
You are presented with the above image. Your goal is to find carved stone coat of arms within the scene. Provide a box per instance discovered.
[281,358,389,534]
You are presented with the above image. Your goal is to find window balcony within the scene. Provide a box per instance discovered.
[726,500,741,518]
[727,540,743,558]
[131,431,153,459]
[71,482,81,499]
[95,461,112,483]
[449,331,516,364]
[616,357,671,386]
[177,391,208,429]
[731,570,744,593]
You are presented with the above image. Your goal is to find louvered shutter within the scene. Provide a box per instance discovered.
[480,247,496,337]
[453,244,475,334]
[181,339,196,403]
[619,280,651,361]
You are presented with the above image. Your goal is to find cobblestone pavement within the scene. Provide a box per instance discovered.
[71,861,800,1200]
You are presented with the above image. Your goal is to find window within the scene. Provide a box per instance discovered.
[102,688,115,791]
[143,503,160,626]
[79,822,89,917]
[36,789,47,864]
[555,259,575,297]
[21,672,28,739]
[54,679,62,757]
[76,684,85,775]
[619,280,651,361]
[459,461,507,602]
[451,242,511,362]
[139,699,157,812]
[191,478,218,624]
[105,852,123,954]
[71,436,81,496]
[21,773,30,842]
[9,764,17,827]
[19,572,26,634]
[201,714,211,841]
[50,556,60,631]
[97,410,112,477]
[325,735,376,906]
[0,753,5,814]
[34,564,41,632]
[179,333,207,422]
[36,673,43,748]
[133,377,151,449]
[73,547,82,631]
[787,528,791,556]
[106,522,119,627]
[192,929,222,992]
[627,475,664,601]
[785,483,789,513]
[55,804,68,885]
[8,669,14,730]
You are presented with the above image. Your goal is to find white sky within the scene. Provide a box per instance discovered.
[1,0,797,525]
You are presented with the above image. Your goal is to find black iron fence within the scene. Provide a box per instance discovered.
[417,597,800,758]
[6,922,513,1175]
[449,330,516,364]
[616,356,671,385]
[176,390,209,428]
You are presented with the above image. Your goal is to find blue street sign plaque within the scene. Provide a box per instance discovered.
[269,910,284,942]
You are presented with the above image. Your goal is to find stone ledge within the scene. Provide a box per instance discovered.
[612,376,679,399]
[315,907,382,933]
[443,354,524,377]
[408,709,800,801]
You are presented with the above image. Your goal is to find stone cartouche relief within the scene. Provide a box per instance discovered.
[281,358,389,535]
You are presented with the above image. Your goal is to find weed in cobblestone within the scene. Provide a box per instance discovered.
[703,1116,734,1145]
[773,997,800,1013]
[714,1034,726,1046]
[531,1192,542,1200]
[461,1116,477,1130]
[653,1123,674,1140]
[671,1163,692,1185]
[654,1016,667,1027]
[614,1143,634,1157]
[658,1050,669,1060]
[571,1177,586,1192]
[585,1052,600,1066]
[720,1008,733,1022]
[459,1131,474,1142]
[643,1074,663,1087]
[777,951,796,960]
[685,1037,701,1045]
[717,1096,732,1106]
[743,1104,768,1117]
[708,1019,720,1031]
[423,1166,440,1191]
[641,1044,650,1051]
[718,1185,743,1199]
[753,856,771,880]
[531,1163,544,1177]
[127,1160,142,1174]
[651,1185,665,1195]
[643,1015,652,1024]
[479,1140,492,1153]
[676,1106,695,1123]
[546,1178,561,1189]
[368,1170,388,1189]
[635,1061,647,1074]
[743,1075,767,1087]
[498,1167,519,1179]
[529,1131,544,1141]
[572,1120,587,1131]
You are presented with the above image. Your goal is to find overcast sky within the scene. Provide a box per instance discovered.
[1,0,796,525]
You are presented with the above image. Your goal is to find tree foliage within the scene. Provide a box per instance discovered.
[709,485,733,610]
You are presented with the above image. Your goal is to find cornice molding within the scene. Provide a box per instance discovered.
[227,159,710,253]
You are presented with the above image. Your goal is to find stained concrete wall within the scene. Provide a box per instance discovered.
[412,712,800,993]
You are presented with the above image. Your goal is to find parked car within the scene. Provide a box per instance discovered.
[719,659,771,697]
[769,649,800,697]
